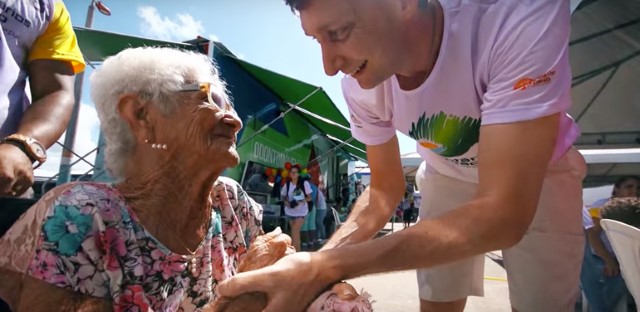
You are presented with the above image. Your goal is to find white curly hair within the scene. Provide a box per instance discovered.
[90,47,229,180]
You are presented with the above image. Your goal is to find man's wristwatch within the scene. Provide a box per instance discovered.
[0,134,47,169]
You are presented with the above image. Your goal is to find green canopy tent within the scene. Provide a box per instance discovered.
[68,27,366,183]
[73,27,198,61]
[229,58,367,162]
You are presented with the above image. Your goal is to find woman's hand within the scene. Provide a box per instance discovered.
[217,252,336,312]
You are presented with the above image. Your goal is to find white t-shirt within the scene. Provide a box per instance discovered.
[281,180,312,217]
[343,0,579,183]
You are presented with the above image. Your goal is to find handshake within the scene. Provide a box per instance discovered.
[209,228,374,312]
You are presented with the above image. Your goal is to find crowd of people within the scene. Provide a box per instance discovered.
[0,0,638,311]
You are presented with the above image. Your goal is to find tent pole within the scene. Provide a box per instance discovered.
[56,1,97,185]
[237,87,321,148]
[307,137,355,167]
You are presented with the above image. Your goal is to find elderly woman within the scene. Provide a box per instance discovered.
[0,47,263,311]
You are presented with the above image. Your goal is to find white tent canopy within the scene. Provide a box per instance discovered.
[569,0,640,148]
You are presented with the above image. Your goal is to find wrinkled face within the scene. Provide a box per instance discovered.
[300,0,406,89]
[614,178,640,198]
[153,80,243,169]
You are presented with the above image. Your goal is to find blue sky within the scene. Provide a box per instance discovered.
[35,0,417,177]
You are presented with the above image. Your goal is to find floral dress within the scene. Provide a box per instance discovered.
[0,177,263,311]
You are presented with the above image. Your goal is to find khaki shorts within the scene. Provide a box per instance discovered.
[415,148,586,312]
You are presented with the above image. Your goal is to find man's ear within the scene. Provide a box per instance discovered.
[117,94,153,142]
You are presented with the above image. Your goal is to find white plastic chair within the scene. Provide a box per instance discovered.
[332,208,343,228]
[601,219,640,306]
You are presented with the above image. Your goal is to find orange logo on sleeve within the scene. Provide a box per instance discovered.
[513,70,556,91]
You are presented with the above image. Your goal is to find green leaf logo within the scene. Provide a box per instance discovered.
[408,112,480,157]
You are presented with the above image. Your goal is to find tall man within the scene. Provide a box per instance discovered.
[219,1,586,311]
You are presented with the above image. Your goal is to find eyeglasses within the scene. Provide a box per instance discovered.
[179,82,233,112]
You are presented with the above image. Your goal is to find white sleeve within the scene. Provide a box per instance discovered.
[342,78,396,145]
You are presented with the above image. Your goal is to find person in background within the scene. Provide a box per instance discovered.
[341,174,350,204]
[580,205,632,312]
[404,201,415,229]
[301,177,318,250]
[0,0,84,198]
[580,176,639,311]
[588,176,640,214]
[315,182,328,244]
[246,165,272,194]
[281,164,312,251]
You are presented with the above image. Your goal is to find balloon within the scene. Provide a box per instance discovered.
[281,169,289,179]
[301,168,308,175]
[276,176,282,183]
[284,162,292,170]
[265,168,273,176]
[271,168,277,176]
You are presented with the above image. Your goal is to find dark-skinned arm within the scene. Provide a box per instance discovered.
[19,59,76,147]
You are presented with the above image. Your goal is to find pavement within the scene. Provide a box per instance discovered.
[345,222,513,311]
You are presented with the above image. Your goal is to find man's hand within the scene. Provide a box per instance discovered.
[217,252,335,312]
[0,144,35,197]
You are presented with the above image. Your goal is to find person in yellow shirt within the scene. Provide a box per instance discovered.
[0,0,85,198]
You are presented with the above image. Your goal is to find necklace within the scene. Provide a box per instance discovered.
[152,204,213,278]
[116,183,213,278]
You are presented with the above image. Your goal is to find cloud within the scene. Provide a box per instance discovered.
[35,103,101,179]
[137,5,205,41]
[209,33,219,42]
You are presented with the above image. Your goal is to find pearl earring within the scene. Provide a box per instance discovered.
[146,139,168,150]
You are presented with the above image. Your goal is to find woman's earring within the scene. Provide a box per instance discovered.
[146,139,168,150]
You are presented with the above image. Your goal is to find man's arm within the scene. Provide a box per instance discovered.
[0,60,76,196]
[322,135,406,249]
[586,219,619,276]
[21,59,76,148]
[319,113,560,279]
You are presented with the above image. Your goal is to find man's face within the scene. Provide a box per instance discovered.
[300,0,406,89]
